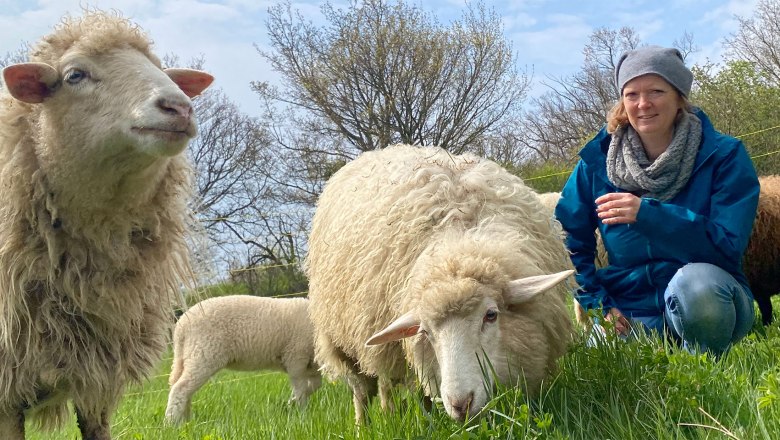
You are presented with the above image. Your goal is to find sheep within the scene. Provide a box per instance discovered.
[744,175,780,325]
[164,295,321,425]
[537,191,604,327]
[0,11,212,440]
[306,144,575,423]
[537,191,608,268]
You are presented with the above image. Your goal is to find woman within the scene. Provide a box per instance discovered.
[555,45,760,355]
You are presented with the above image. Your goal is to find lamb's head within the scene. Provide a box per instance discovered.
[366,258,573,422]
[1,12,213,184]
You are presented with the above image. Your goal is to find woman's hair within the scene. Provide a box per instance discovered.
[606,93,693,133]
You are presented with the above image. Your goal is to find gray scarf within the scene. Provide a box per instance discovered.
[606,111,702,201]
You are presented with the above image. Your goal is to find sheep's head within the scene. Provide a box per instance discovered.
[366,268,573,422]
[0,12,213,207]
[3,51,212,158]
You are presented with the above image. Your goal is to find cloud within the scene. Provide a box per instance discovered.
[0,0,764,114]
[509,13,592,74]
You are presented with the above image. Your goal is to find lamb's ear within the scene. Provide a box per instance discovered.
[2,62,59,103]
[365,311,421,346]
[165,68,214,98]
[505,269,575,305]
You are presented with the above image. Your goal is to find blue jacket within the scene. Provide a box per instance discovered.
[554,109,759,317]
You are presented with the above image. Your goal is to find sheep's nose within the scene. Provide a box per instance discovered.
[157,97,192,118]
[449,392,474,420]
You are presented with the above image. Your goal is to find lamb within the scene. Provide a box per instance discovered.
[0,11,212,440]
[306,144,575,423]
[744,175,780,325]
[164,295,321,425]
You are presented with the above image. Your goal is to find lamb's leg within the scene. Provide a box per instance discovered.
[75,407,110,440]
[0,409,24,440]
[289,369,322,407]
[286,360,322,407]
[164,363,218,425]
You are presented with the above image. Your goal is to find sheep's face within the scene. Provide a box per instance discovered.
[366,269,573,422]
[3,46,213,171]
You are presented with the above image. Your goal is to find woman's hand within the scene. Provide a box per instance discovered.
[605,307,632,336]
[596,192,641,224]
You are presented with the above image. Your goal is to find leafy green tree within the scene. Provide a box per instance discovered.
[692,60,780,176]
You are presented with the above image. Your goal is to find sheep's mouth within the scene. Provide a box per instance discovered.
[132,126,193,141]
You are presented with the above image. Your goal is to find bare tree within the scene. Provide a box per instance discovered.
[188,87,315,279]
[0,44,31,87]
[257,0,528,153]
[513,27,640,165]
[724,0,780,85]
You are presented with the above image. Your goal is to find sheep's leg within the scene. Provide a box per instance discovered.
[347,374,377,425]
[755,294,774,325]
[378,377,394,412]
[0,409,24,440]
[75,407,110,440]
[164,364,217,425]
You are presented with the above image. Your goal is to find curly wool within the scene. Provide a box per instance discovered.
[306,144,574,397]
[0,12,193,429]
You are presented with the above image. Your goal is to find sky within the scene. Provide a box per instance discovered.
[0,0,761,115]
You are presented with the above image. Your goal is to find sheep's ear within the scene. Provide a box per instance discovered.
[365,311,421,346]
[2,62,59,104]
[505,269,575,305]
[165,68,214,98]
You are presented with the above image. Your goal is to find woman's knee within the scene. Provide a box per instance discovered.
[664,263,753,353]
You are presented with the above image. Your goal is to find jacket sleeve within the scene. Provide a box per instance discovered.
[632,141,759,273]
[555,160,616,311]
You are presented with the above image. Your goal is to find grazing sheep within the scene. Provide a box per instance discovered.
[306,144,575,423]
[744,175,780,325]
[164,295,320,425]
[0,11,212,440]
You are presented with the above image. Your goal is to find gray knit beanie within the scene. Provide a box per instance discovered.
[615,45,693,96]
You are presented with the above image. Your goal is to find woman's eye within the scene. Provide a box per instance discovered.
[483,309,498,323]
[65,69,88,85]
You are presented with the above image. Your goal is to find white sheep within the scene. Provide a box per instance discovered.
[537,191,608,268]
[0,11,212,439]
[306,144,575,423]
[164,295,321,425]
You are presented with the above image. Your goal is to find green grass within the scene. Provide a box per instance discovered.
[26,299,780,439]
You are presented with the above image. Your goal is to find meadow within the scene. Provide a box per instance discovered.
[27,296,780,440]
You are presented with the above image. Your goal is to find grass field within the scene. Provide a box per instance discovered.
[25,299,780,439]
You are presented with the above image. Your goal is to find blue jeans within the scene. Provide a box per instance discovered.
[631,262,754,355]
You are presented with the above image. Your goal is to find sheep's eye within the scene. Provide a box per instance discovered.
[418,328,430,339]
[484,309,498,323]
[65,69,88,85]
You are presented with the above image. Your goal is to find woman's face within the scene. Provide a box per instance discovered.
[622,74,683,139]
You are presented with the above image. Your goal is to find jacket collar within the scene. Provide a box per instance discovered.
[579,108,719,176]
